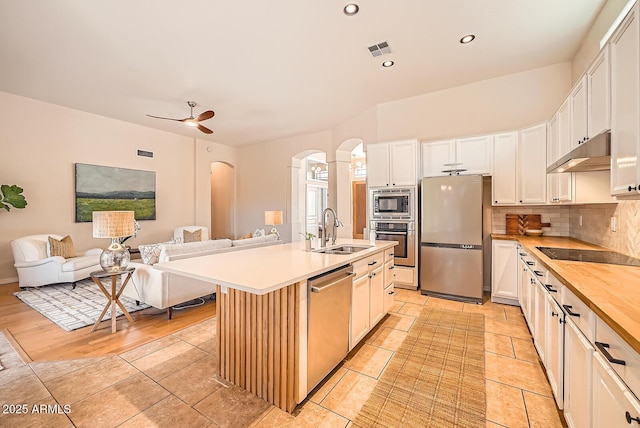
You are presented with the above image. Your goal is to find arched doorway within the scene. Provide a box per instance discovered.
[210,161,235,239]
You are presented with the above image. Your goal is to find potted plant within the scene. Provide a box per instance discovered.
[0,184,27,211]
[300,232,316,252]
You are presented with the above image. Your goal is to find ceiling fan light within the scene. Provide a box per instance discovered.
[185,119,198,127]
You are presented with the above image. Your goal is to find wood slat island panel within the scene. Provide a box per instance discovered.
[216,282,301,412]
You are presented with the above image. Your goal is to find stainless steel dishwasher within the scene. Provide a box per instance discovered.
[307,264,354,393]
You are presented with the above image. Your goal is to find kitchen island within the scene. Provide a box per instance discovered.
[154,239,397,412]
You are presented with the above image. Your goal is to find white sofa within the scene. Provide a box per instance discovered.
[123,234,282,319]
[10,234,102,288]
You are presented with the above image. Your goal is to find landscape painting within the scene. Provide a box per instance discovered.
[75,163,156,222]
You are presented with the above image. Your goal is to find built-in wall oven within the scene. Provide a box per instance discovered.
[371,221,416,267]
[371,187,414,220]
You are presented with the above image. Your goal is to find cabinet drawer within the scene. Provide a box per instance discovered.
[561,286,595,342]
[544,273,564,298]
[353,252,385,278]
[384,247,395,262]
[393,266,414,284]
[596,318,640,398]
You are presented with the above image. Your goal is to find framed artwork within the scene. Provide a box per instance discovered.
[75,163,156,222]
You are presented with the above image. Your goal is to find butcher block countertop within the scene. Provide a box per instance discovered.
[493,234,640,355]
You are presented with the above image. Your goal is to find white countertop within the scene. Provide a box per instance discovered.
[153,239,398,295]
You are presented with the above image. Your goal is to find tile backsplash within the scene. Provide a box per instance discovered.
[490,201,640,259]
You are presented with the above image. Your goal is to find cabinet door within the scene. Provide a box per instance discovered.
[383,284,394,315]
[491,240,518,304]
[350,275,370,349]
[455,135,492,175]
[533,280,547,363]
[588,45,611,138]
[545,293,564,409]
[369,266,384,327]
[390,140,417,186]
[564,319,594,428]
[592,352,640,428]
[517,124,547,204]
[367,143,390,188]
[492,132,517,205]
[570,76,589,150]
[384,260,394,288]
[421,140,454,177]
[610,5,640,196]
[548,113,560,167]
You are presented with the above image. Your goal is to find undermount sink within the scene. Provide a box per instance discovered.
[314,245,372,255]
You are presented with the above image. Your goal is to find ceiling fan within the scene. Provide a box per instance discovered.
[147,101,215,134]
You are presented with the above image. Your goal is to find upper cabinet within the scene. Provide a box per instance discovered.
[569,76,589,152]
[492,132,518,205]
[517,123,547,204]
[367,139,418,188]
[547,104,572,203]
[588,45,611,138]
[421,135,492,178]
[610,3,640,197]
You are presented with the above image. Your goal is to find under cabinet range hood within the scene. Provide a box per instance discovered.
[547,130,611,173]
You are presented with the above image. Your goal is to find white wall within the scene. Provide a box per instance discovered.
[376,62,572,143]
[0,91,235,282]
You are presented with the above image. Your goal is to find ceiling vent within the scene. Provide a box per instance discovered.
[137,149,154,158]
[368,41,391,57]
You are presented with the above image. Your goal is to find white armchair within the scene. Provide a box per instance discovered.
[10,234,102,288]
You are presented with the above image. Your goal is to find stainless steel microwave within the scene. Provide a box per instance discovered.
[371,187,414,219]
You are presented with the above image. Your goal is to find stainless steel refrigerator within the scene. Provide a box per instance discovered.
[420,175,483,302]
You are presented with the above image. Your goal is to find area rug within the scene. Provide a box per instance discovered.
[352,307,486,428]
[14,278,150,332]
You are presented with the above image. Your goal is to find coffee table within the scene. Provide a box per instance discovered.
[89,267,136,333]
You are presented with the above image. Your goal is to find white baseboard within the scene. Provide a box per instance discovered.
[0,277,18,285]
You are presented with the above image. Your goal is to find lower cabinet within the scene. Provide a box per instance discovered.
[491,240,519,304]
[532,280,547,362]
[350,274,370,349]
[564,318,594,428]
[545,293,564,409]
[369,265,384,327]
[592,352,640,428]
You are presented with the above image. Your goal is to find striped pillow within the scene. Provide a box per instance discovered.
[48,235,76,258]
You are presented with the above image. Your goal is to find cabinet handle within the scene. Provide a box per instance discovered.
[626,411,640,424]
[495,200,498,203]
[595,342,626,366]
[551,311,558,317]
[388,265,395,270]
[526,261,534,266]
[519,200,523,203]
[629,185,638,192]
[545,284,557,293]
[371,272,377,277]
[562,304,580,317]
[388,290,395,295]
[368,261,378,266]
[519,252,527,256]
[533,270,544,277]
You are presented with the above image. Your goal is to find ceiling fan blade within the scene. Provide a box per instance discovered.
[146,114,184,122]
[195,110,214,122]
[197,124,214,134]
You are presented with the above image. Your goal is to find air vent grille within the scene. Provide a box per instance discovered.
[137,149,154,158]
[368,41,391,57]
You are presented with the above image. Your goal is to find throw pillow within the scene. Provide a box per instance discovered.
[138,240,176,265]
[184,229,202,243]
[253,228,265,237]
[48,235,76,258]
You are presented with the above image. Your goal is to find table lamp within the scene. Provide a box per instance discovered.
[264,210,283,240]
[92,210,135,272]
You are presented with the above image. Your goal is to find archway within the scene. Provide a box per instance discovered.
[210,161,236,239]
[333,138,366,239]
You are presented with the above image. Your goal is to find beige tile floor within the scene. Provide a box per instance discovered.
[0,290,564,427]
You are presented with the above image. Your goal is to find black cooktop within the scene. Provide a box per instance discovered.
[536,247,640,267]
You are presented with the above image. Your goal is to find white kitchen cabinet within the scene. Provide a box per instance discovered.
[520,258,535,333]
[491,240,519,305]
[369,265,384,327]
[350,274,370,349]
[367,139,418,188]
[421,139,455,177]
[517,123,547,204]
[588,45,611,138]
[545,292,564,409]
[570,75,589,151]
[592,352,640,428]
[610,3,640,197]
[422,135,492,178]
[492,132,518,205]
[564,318,594,428]
[547,103,573,203]
[533,279,547,363]
[383,258,395,315]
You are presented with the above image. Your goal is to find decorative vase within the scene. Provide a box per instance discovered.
[305,239,312,252]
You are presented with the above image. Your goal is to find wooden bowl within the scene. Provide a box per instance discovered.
[525,229,543,237]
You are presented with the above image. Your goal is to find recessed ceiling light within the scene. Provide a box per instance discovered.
[343,3,359,16]
[382,60,394,68]
[460,34,476,44]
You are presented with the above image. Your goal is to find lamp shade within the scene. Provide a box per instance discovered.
[264,210,283,226]
[92,211,135,238]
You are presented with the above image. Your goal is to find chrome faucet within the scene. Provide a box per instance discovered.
[320,207,343,247]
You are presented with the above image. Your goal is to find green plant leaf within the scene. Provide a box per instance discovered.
[0,201,9,212]
[0,185,27,210]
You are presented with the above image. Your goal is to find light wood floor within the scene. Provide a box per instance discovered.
[0,282,216,362]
